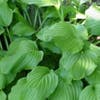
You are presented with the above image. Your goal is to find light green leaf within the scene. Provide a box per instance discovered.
[0,38,43,74]
[85,4,100,35]
[0,2,13,26]
[79,84,100,100]
[60,44,99,80]
[8,66,58,100]
[74,24,88,40]
[20,0,61,9]
[0,74,6,89]
[86,65,100,85]
[12,22,35,36]
[0,91,6,100]
[37,22,84,53]
[49,80,82,100]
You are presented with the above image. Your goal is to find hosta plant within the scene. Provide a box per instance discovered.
[0,0,100,100]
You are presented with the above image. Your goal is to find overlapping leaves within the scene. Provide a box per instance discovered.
[37,21,84,53]
[0,38,43,89]
[8,66,58,100]
[60,44,100,80]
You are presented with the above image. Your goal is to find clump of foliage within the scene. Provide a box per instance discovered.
[0,0,100,100]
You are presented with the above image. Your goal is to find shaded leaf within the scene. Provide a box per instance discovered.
[12,22,35,36]
[0,2,13,26]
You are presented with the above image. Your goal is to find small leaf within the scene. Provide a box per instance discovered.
[8,66,58,100]
[79,84,100,100]
[12,22,35,36]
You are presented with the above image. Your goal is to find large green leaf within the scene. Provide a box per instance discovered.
[60,44,99,80]
[0,38,43,74]
[12,22,35,36]
[8,66,58,100]
[0,2,13,26]
[37,22,84,53]
[79,84,100,100]
[85,4,100,35]
[49,80,82,100]
[0,38,43,88]
[0,91,6,100]
[21,0,61,8]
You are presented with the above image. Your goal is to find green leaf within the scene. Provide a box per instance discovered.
[12,22,35,36]
[40,41,61,54]
[0,38,43,89]
[85,4,100,35]
[49,80,82,100]
[74,24,88,40]
[60,44,99,80]
[0,91,6,100]
[20,0,61,8]
[0,74,6,89]
[0,38,43,74]
[0,2,13,26]
[37,22,84,53]
[86,65,100,85]
[8,66,58,100]
[79,84,100,100]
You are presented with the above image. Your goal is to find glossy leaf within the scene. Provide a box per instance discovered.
[8,66,58,100]
[37,22,84,53]
[79,84,100,100]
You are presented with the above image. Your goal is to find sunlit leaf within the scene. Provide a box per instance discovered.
[20,0,61,9]
[8,66,58,100]
[85,4,100,35]
[37,22,84,53]
[60,44,99,80]
[49,80,82,100]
